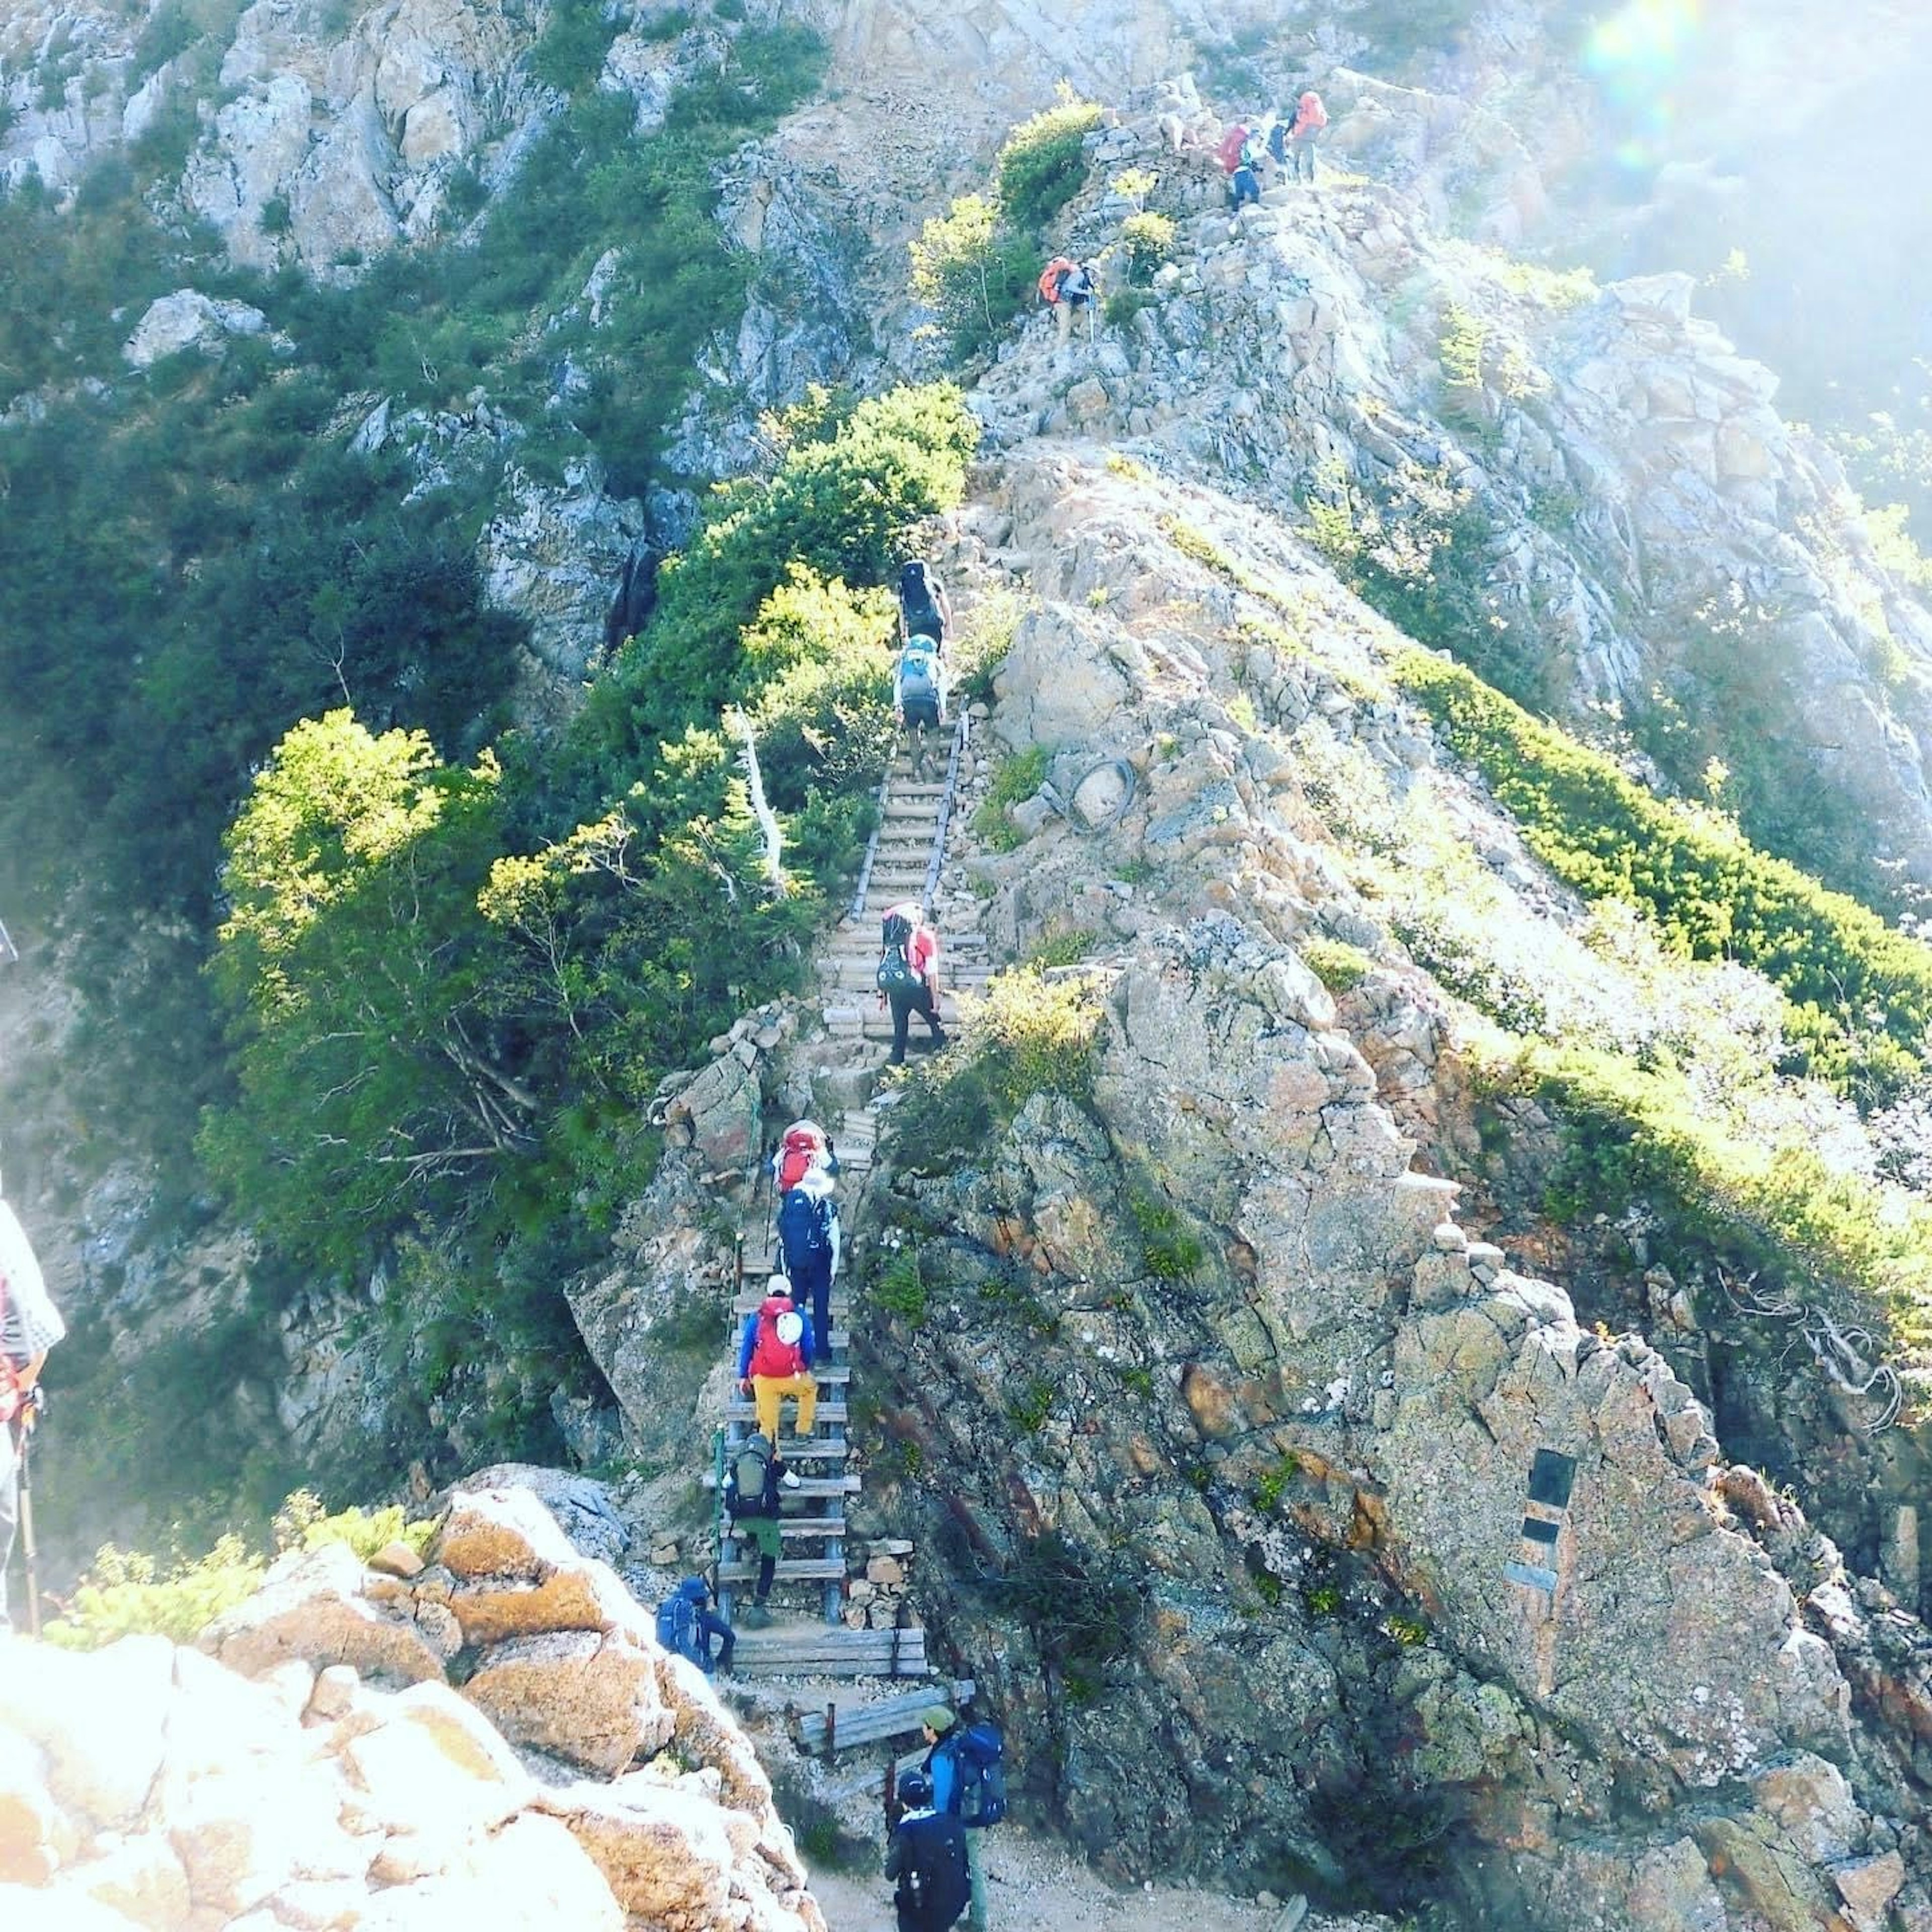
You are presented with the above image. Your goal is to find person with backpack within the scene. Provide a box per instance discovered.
[895,634,950,775]
[885,1769,971,1932]
[876,901,946,1068]
[722,1429,799,1627]
[770,1119,839,1194]
[1228,123,1265,219]
[657,1572,735,1674]
[920,1705,1006,1932]
[1,1196,63,1636]
[898,558,954,651]
[777,1165,842,1347]
[1285,88,1329,183]
[1037,256,1098,351]
[736,1276,817,1447]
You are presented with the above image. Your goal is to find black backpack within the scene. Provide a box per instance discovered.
[1267,119,1290,166]
[900,558,943,639]
[956,1722,1008,1827]
[896,1812,971,1928]
[778,1185,835,1266]
[877,911,922,994]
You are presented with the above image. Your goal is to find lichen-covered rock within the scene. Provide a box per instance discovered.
[199,1543,447,1686]
[462,1629,672,1777]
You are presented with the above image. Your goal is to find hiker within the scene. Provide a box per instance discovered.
[736,1275,817,1446]
[921,1706,1001,1932]
[1215,119,1251,178]
[1228,122,1265,217]
[723,1430,799,1627]
[771,1119,839,1194]
[1037,256,1098,350]
[1,1197,64,1636]
[657,1572,735,1674]
[777,1164,842,1348]
[895,633,949,775]
[886,1769,971,1932]
[1284,88,1328,183]
[876,901,946,1068]
[898,557,954,650]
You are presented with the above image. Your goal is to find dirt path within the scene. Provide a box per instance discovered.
[808,1827,1350,1932]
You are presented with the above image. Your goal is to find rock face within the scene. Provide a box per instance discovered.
[0,1485,824,1931]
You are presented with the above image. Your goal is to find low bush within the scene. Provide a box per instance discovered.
[994,92,1103,235]
[1301,936,1375,994]
[1394,648,1932,1105]
[1120,210,1177,282]
[970,746,1050,852]
[45,1537,266,1650]
[889,968,1103,1164]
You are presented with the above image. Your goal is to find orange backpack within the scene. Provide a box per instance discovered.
[1038,258,1076,305]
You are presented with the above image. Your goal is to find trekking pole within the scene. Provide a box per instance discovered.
[16,1415,41,1639]
[762,1148,777,1260]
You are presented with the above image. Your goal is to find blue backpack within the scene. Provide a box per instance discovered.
[778,1186,835,1266]
[899,639,940,701]
[956,1722,1007,1827]
[656,1593,701,1664]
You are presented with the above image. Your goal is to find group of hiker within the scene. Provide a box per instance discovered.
[1219,91,1330,214]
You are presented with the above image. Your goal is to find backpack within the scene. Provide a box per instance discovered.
[778,1186,835,1267]
[656,1592,702,1664]
[1037,257,1076,305]
[900,560,944,638]
[1267,121,1289,166]
[726,1439,777,1518]
[1240,132,1265,170]
[877,911,922,995]
[897,1814,971,1928]
[956,1723,1008,1827]
[776,1123,827,1193]
[899,639,940,701]
[749,1303,807,1378]
[1217,124,1248,174]
[1297,93,1328,133]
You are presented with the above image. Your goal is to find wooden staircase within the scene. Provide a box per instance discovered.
[711,719,980,1661]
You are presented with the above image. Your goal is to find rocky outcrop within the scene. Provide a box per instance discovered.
[0,1485,824,1930]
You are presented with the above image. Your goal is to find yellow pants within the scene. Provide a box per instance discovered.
[753,1373,817,1443]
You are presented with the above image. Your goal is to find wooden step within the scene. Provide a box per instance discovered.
[732,1293,851,1317]
[703,1473,860,1496]
[723,1402,849,1426]
[717,1558,846,1583]
[723,1516,847,1541]
[728,1628,930,1679]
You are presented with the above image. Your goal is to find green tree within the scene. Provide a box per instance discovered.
[202,711,524,1276]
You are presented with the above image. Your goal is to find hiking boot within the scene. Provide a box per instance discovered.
[739,1602,773,1629]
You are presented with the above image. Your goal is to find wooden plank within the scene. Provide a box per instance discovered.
[796,1678,975,1753]
[731,1638,926,1668]
[716,1558,845,1582]
[702,1473,859,1495]
[825,1747,929,1804]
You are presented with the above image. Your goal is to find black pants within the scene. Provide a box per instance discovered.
[889,985,945,1064]
[787,1249,834,1344]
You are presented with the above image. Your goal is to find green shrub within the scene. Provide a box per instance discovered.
[1007,1376,1056,1432]
[994,91,1102,234]
[1394,648,1932,1104]
[990,1530,1140,1685]
[970,745,1050,851]
[1025,928,1097,970]
[1301,937,1375,995]
[873,1246,928,1324]
[1120,210,1177,282]
[44,1537,267,1651]
[908,195,1038,364]
[272,1489,439,1561]
[890,968,1103,1164]
[1131,1195,1204,1279]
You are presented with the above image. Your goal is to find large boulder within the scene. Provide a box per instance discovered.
[0,1636,174,1827]
[463,1630,673,1777]
[434,1484,639,1645]
[199,1543,450,1686]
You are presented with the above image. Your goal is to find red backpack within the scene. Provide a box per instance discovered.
[1037,257,1076,305]
[776,1122,828,1192]
[1217,124,1249,174]
[749,1299,806,1378]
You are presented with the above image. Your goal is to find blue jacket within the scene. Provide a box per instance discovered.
[736,1301,816,1379]
[925,1731,964,1816]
